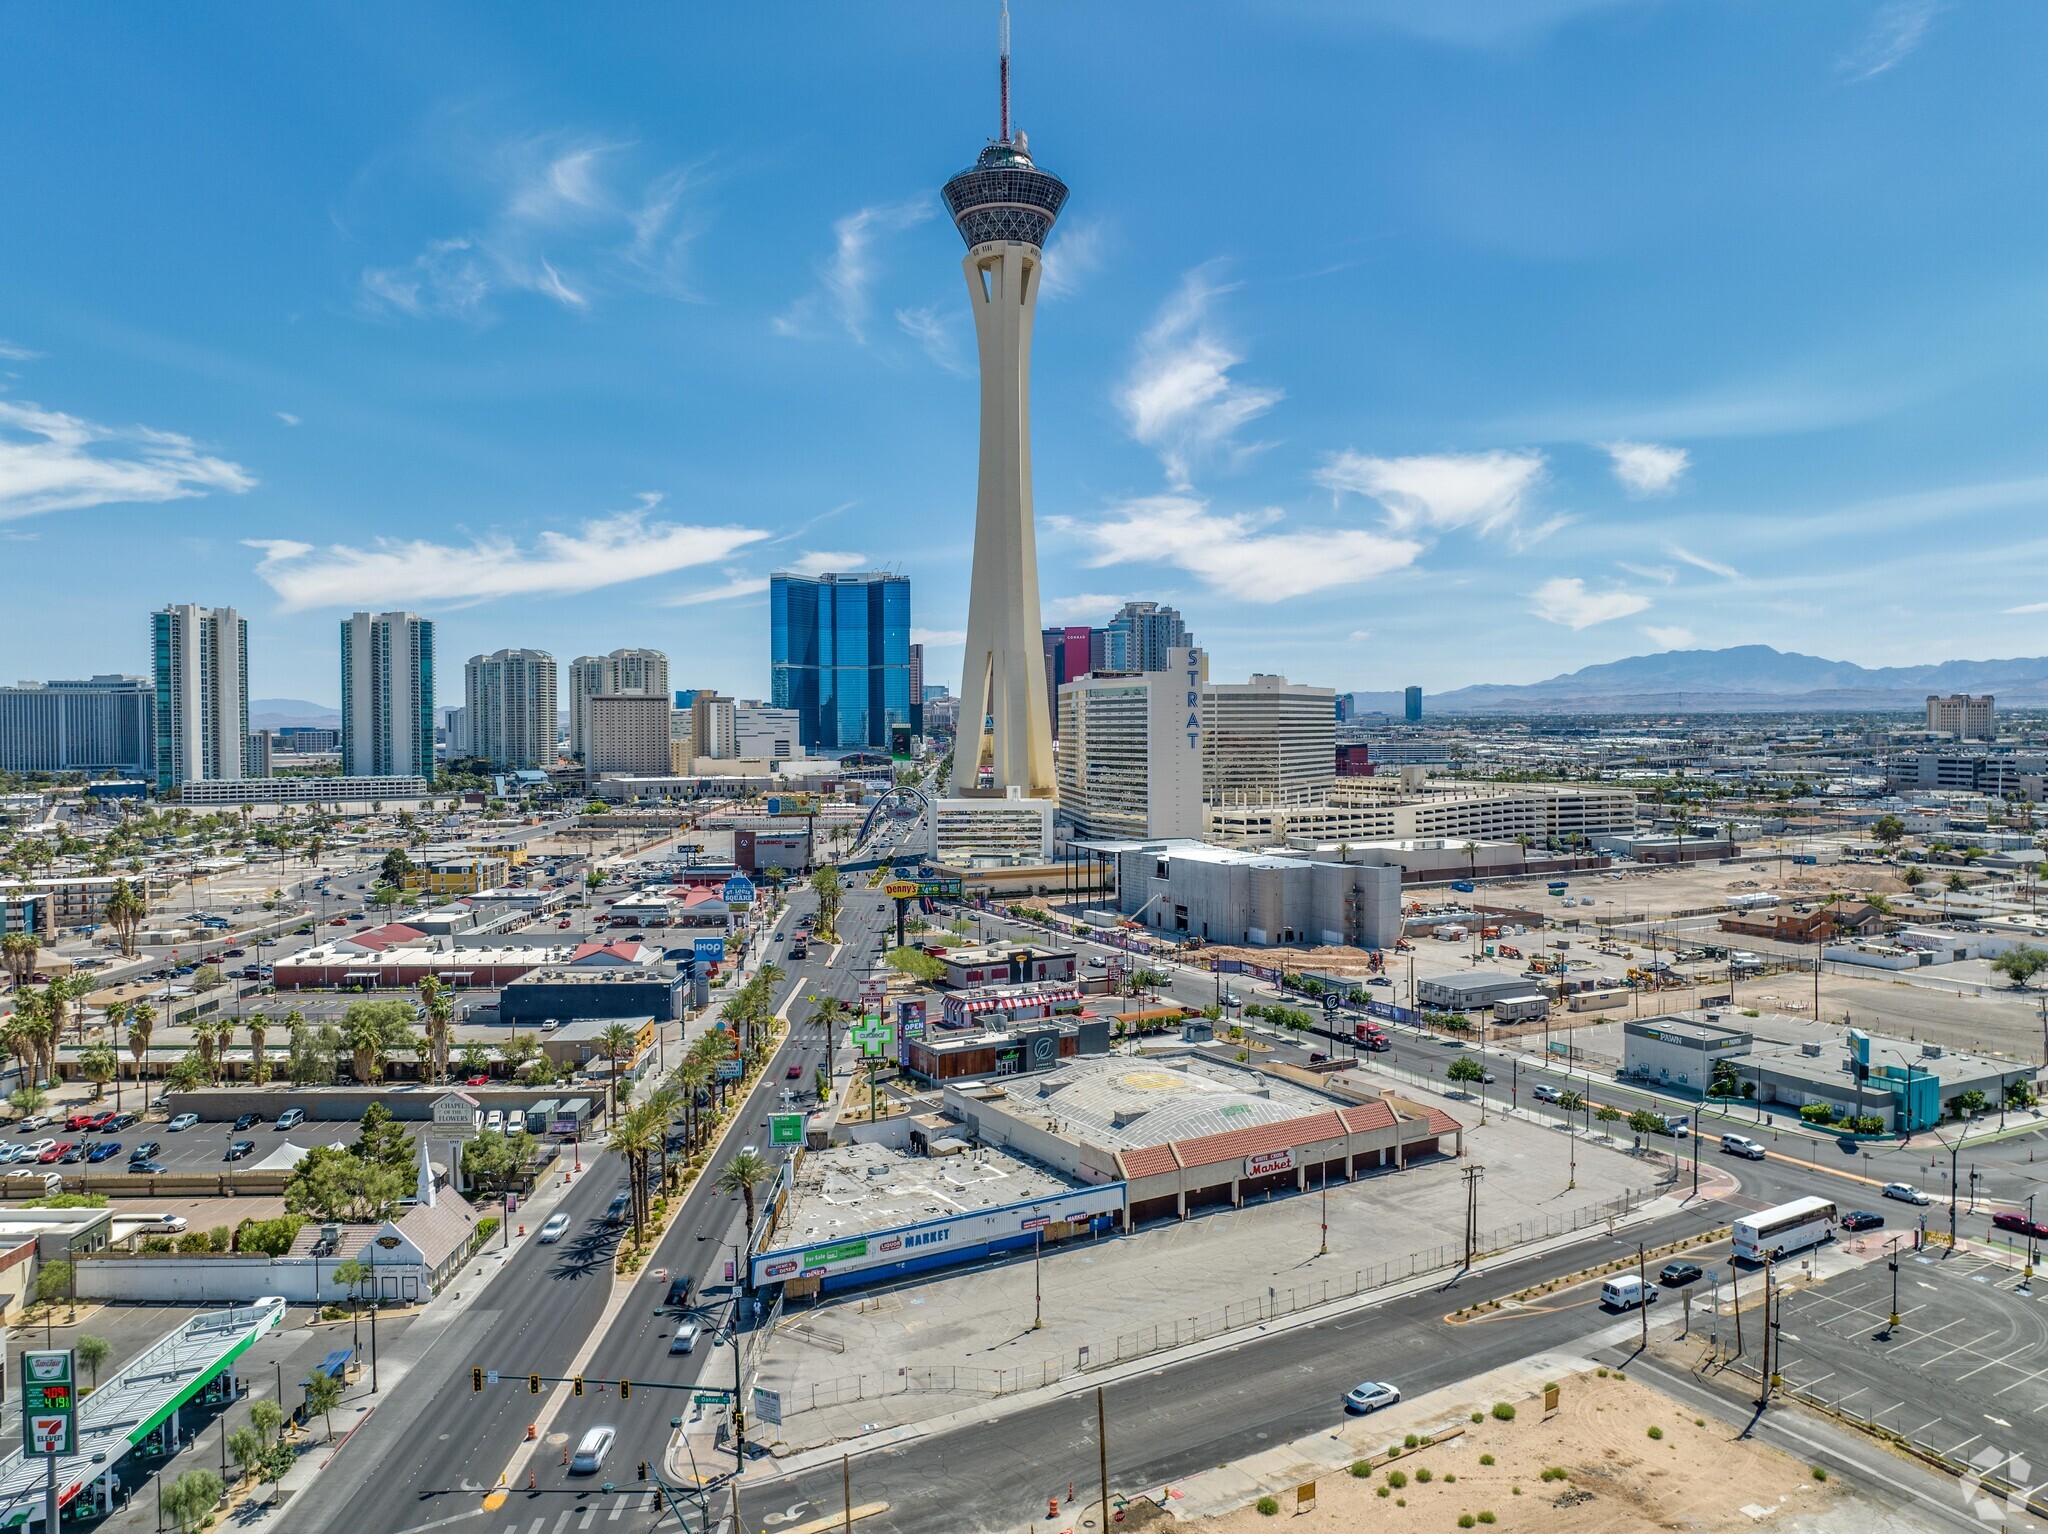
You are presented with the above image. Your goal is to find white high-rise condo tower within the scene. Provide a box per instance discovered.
[945,1,1066,800]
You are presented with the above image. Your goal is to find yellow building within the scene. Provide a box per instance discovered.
[403,854,511,896]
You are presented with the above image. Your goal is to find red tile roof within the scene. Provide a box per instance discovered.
[1337,1100,1398,1134]
[349,923,424,951]
[1118,1144,1179,1179]
[1424,1109,1462,1137]
[568,940,649,964]
[1173,1111,1349,1171]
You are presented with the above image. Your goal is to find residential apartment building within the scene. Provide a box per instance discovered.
[177,775,428,807]
[151,604,249,794]
[246,730,279,778]
[0,676,154,776]
[1101,600,1193,674]
[568,649,669,760]
[340,610,435,784]
[1201,671,1335,807]
[464,649,557,771]
[769,571,911,753]
[688,692,737,761]
[1926,694,1995,741]
[1055,647,1205,841]
[585,693,672,780]
[402,854,511,896]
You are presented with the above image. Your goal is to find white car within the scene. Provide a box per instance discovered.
[22,1140,54,1160]
[1531,1083,1562,1104]
[1086,956,1109,970]
[537,1212,573,1244]
[1344,1380,1401,1414]
[167,1113,199,1132]
[484,1110,505,1134]
[1883,1181,1932,1206]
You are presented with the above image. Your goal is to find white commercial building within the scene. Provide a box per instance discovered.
[568,648,669,761]
[585,692,672,781]
[1925,693,1995,741]
[0,675,154,776]
[176,775,429,806]
[341,610,435,784]
[1203,780,1637,849]
[733,700,800,762]
[151,604,248,794]
[1111,840,1404,950]
[925,793,1056,866]
[1055,646,1206,841]
[1202,672,1335,808]
[464,649,557,771]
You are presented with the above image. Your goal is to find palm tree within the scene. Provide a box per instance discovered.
[246,1015,273,1085]
[127,1002,156,1106]
[416,976,453,1085]
[2,930,38,993]
[675,1055,712,1152]
[101,1001,129,1108]
[102,877,147,956]
[1461,842,1478,881]
[22,989,60,1090]
[1514,833,1532,872]
[195,1017,235,1083]
[596,1022,639,1127]
[810,995,849,1085]
[717,1149,774,1253]
[608,1101,663,1245]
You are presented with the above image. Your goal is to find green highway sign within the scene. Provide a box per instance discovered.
[770,1113,806,1145]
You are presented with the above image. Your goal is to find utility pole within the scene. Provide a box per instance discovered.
[1638,1241,1648,1352]
[1461,1165,1484,1269]
[1096,1386,1110,1534]
[1730,1260,1742,1360]
[1319,1165,1329,1257]
[1032,1231,1043,1330]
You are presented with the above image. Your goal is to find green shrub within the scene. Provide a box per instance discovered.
[1444,1473,1457,1483]
[1539,1467,1567,1482]
[1386,1470,1407,1489]
[1395,1499,1406,1508]
[1491,1402,1516,1421]
[1459,1518,1476,1530]
[1477,1514,1496,1525]
[1479,1454,1495,1466]
[1350,1461,1372,1478]
[1695,1418,1705,1428]
[1647,1426,1664,1440]
[1511,1487,1521,1496]
[1471,1410,1484,1423]
[1812,1466,1828,1482]
[1375,1487,1389,1499]
[1416,1468,1433,1484]
[1613,1371,1627,1382]
[1595,1367,1608,1378]
[1404,1433,1420,1449]
[1254,1497,1279,1516]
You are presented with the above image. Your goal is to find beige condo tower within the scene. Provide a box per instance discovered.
[944,4,1067,801]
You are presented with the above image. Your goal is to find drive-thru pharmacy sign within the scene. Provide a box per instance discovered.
[21,1349,75,1456]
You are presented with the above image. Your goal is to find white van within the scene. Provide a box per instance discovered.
[1601,1275,1659,1311]
[1720,1134,1767,1160]
[569,1426,616,1475]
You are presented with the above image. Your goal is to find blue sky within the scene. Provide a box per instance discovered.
[5,0,2047,705]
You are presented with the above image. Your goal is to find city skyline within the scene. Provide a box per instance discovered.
[8,5,2047,704]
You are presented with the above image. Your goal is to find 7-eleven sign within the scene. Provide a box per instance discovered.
[28,1414,70,1454]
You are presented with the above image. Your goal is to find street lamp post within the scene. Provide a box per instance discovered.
[368,1233,401,1392]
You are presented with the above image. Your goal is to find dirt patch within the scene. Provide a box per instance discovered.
[1201,942,1387,978]
[1198,1371,1837,1533]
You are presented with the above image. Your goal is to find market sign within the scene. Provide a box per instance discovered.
[1244,1148,1296,1178]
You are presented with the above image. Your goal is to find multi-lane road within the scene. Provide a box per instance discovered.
[283,878,897,1534]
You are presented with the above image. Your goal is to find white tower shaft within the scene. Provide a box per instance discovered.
[953,240,1056,799]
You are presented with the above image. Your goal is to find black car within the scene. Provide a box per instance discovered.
[104,1112,137,1131]
[131,1159,168,1175]
[1658,1261,1704,1286]
[129,1141,163,1161]
[604,1192,629,1227]
[232,1113,261,1131]
[665,1276,693,1307]
[1841,1209,1885,1232]
[225,1139,255,1161]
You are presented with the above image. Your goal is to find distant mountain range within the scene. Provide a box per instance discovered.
[1348,645,2048,715]
[250,698,340,731]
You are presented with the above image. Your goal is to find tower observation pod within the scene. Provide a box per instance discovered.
[943,4,1067,800]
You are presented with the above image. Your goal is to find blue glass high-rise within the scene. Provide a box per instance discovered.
[770,572,912,753]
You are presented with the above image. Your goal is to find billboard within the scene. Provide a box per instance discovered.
[693,937,726,964]
[882,880,920,900]
[21,1350,75,1457]
[770,1113,806,1145]
[721,876,756,907]
[752,1184,1125,1285]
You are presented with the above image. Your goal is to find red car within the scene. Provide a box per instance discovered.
[786,1063,802,1079]
[87,1111,117,1131]
[64,1112,96,1131]
[465,1074,491,1087]
[1992,1211,2048,1240]
[38,1142,72,1164]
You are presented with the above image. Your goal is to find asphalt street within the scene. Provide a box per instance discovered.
[279,880,896,1534]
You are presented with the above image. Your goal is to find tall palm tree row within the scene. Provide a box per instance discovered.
[127,1002,156,1106]
[416,976,453,1085]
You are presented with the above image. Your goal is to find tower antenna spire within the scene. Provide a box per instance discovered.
[999,0,1011,143]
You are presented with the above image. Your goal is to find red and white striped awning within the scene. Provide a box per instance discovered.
[945,986,1083,1020]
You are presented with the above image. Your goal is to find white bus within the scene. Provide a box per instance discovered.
[1732,1196,1838,1263]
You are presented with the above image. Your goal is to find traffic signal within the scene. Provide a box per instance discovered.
[528,1373,541,1395]
[637,1461,648,1482]
[619,1379,632,1401]
[471,1367,483,1393]
[572,1375,584,1397]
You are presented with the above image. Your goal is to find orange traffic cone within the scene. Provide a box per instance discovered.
[1047,1499,1059,1520]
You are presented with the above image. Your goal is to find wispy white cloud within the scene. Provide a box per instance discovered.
[0,340,42,362]
[1528,577,1650,630]
[1039,218,1105,301]
[667,573,770,607]
[1840,0,1945,81]
[1055,494,1422,603]
[1601,440,1690,496]
[1315,448,1545,536]
[1663,541,1742,580]
[250,497,767,611]
[1347,630,1374,643]
[910,628,966,646]
[1616,561,1677,585]
[1042,593,1125,625]
[1640,625,1698,650]
[777,550,868,578]
[274,412,302,427]
[2002,601,2048,615]
[774,197,932,343]
[0,399,255,522]
[1118,269,1282,489]
[360,134,704,321]
[894,306,965,374]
